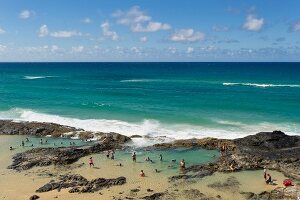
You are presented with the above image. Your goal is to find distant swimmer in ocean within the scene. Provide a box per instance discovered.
[132,152,137,162]
[9,146,13,150]
[89,157,94,168]
[45,140,48,144]
[140,170,145,177]
[26,138,29,142]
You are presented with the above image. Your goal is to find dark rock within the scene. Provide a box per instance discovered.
[29,195,40,200]
[182,189,205,199]
[142,192,164,200]
[207,176,240,191]
[147,189,154,192]
[130,135,143,138]
[36,174,126,193]
[130,188,140,193]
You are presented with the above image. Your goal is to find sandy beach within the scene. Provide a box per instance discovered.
[0,135,296,200]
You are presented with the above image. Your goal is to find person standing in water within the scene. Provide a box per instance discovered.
[263,167,267,180]
[21,141,25,147]
[89,157,94,168]
[180,159,185,169]
[159,154,163,161]
[132,152,137,162]
[40,139,43,144]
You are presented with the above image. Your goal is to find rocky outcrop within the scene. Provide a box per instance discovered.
[36,174,126,193]
[0,120,79,137]
[8,134,131,170]
[241,186,299,200]
[155,131,300,181]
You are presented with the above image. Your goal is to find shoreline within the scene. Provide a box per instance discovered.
[0,120,299,199]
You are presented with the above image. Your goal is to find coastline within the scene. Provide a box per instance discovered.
[0,120,299,200]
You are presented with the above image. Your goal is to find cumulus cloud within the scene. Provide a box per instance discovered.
[289,21,300,32]
[113,6,171,32]
[187,47,194,53]
[101,22,119,41]
[38,25,82,38]
[0,28,5,34]
[170,29,205,42]
[50,31,82,38]
[243,15,264,31]
[72,46,84,53]
[0,44,7,51]
[81,17,92,24]
[140,36,147,42]
[19,10,33,19]
[38,25,49,37]
[132,22,171,32]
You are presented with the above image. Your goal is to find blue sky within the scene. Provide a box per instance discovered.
[0,0,300,61]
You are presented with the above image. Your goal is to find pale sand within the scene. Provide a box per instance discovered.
[0,135,292,200]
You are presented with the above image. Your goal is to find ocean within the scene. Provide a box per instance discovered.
[0,62,299,140]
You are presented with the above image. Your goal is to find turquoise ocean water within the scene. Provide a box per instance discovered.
[0,62,299,140]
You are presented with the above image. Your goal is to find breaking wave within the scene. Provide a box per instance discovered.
[23,76,57,80]
[223,82,300,88]
[0,108,299,146]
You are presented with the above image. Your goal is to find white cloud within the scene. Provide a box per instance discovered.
[38,25,82,38]
[101,22,119,41]
[187,47,194,53]
[0,44,7,51]
[132,21,171,32]
[38,25,49,37]
[113,6,171,32]
[50,31,82,38]
[290,21,300,32]
[140,36,147,42]
[168,47,177,54]
[50,45,61,53]
[243,15,264,31]
[72,46,84,53]
[170,29,205,42]
[0,28,5,34]
[81,17,92,24]
[19,10,32,19]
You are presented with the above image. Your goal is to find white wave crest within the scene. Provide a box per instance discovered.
[223,82,300,88]
[0,108,298,146]
[120,79,159,83]
[23,76,57,80]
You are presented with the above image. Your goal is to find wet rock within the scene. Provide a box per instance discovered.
[142,192,165,200]
[207,176,240,191]
[36,174,126,193]
[130,188,140,193]
[182,189,205,199]
[29,195,40,200]
[0,120,79,137]
[130,135,143,138]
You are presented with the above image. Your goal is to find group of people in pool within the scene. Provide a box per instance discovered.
[9,138,78,150]
[88,151,187,177]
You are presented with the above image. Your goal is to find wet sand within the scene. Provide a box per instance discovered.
[0,135,291,200]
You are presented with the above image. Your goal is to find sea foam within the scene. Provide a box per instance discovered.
[223,82,300,88]
[23,76,57,80]
[0,108,298,146]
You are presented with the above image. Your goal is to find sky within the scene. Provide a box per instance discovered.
[0,0,300,62]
